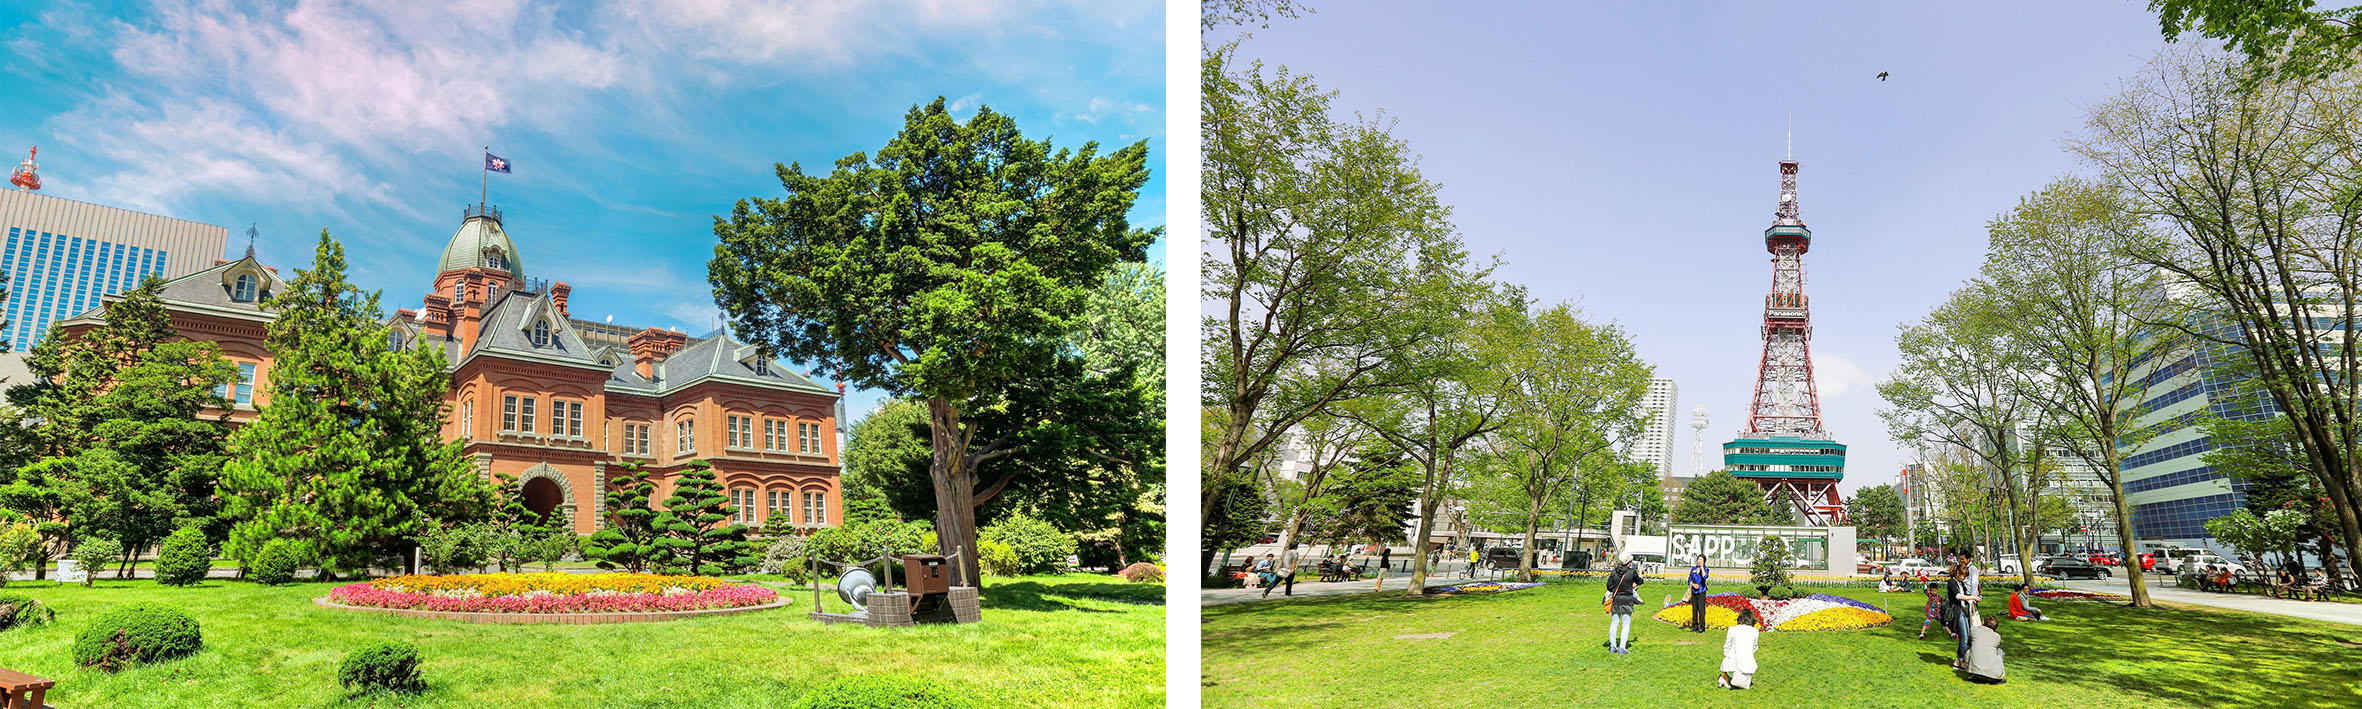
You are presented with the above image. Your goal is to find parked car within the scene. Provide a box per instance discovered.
[2085,553,2120,567]
[2178,553,2247,579]
[2037,557,2112,580]
[1887,559,1943,577]
[1483,547,1528,570]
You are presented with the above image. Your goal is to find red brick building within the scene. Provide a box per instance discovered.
[59,205,844,535]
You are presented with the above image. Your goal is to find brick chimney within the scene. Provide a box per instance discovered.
[550,281,572,318]
[626,327,688,380]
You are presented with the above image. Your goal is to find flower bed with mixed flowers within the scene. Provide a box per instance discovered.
[1433,581,1544,595]
[327,573,778,614]
[1650,592,1891,631]
[2028,588,2126,601]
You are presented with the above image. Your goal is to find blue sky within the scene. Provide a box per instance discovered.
[1208,2,2176,495]
[0,0,1165,423]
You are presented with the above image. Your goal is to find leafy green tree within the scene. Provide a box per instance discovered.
[1202,0,1311,31]
[66,536,119,587]
[2075,50,2362,580]
[1482,303,1654,581]
[416,522,491,575]
[0,517,38,587]
[1670,471,1781,526]
[2150,0,2362,82]
[1749,534,1794,594]
[1297,447,1418,551]
[1847,485,1907,557]
[584,462,660,572]
[1202,46,1472,545]
[218,231,491,578]
[649,461,757,576]
[710,98,1154,584]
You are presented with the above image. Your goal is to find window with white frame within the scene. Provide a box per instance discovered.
[502,394,519,431]
[232,273,257,302]
[563,400,584,437]
[730,488,753,524]
[519,396,537,434]
[530,318,551,348]
[675,418,694,455]
[728,414,751,448]
[802,491,827,525]
[798,422,823,453]
[767,490,787,522]
[462,399,473,436]
[763,419,780,451]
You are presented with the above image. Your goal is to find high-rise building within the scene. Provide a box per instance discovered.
[1631,378,1678,477]
[0,190,227,359]
[2114,319,2272,557]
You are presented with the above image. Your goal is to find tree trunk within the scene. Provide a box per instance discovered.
[927,398,982,586]
[1519,495,1544,583]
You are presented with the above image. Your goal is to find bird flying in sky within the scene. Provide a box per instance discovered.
[1876,71,1889,81]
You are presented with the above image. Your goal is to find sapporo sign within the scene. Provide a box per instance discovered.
[1666,524,1828,568]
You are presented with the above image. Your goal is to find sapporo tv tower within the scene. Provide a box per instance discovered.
[1723,150,1847,526]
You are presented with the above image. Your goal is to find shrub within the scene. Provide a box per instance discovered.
[0,519,39,588]
[979,514,1075,575]
[417,522,492,575]
[0,592,55,631]
[68,537,123,586]
[339,641,427,695]
[247,538,306,585]
[1119,562,1163,584]
[759,534,812,580]
[807,518,933,577]
[1766,584,1802,600]
[154,526,214,587]
[978,540,1021,578]
[72,603,202,671]
[790,674,969,709]
[1749,535,1794,594]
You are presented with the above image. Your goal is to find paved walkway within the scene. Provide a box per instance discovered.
[2047,574,2362,627]
[1204,572,1493,607]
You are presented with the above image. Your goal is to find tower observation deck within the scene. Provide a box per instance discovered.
[1725,158,1847,525]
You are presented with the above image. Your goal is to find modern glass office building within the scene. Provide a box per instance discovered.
[2116,319,2277,556]
[0,189,227,350]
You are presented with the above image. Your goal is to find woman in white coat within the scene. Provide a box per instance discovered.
[1719,607,1760,689]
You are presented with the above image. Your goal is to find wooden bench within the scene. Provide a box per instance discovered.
[0,666,55,709]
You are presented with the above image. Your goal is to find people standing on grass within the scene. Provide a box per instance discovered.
[1380,546,1392,574]
[1962,615,2007,683]
[1687,554,1711,633]
[1604,552,1646,655]
[1948,554,1983,669]
[1718,608,1760,689]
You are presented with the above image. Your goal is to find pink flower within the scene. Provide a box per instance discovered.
[329,582,776,614]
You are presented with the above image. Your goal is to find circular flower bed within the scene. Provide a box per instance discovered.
[329,573,777,614]
[1433,581,1543,595]
[2030,588,2125,601]
[1651,592,1891,632]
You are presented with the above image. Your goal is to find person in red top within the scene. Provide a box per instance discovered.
[2006,585,2046,621]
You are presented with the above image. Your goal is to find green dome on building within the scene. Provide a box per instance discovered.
[437,205,523,278]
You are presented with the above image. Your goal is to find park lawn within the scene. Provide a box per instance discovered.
[1202,580,2362,708]
[0,572,1162,708]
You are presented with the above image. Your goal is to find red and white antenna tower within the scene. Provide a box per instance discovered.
[8,147,38,191]
[1734,154,1846,525]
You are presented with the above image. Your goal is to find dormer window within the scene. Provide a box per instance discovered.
[753,358,768,376]
[485,248,508,271]
[530,318,551,347]
[388,330,406,352]
[231,273,257,302]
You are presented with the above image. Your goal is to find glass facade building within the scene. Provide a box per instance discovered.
[0,190,227,351]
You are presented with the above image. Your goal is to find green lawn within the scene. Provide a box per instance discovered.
[1202,580,2362,708]
[0,572,1162,708]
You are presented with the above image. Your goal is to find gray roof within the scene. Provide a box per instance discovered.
[436,214,523,279]
[597,330,833,396]
[463,287,599,369]
[59,252,286,326]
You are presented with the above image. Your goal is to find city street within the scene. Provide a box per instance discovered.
[2048,574,2362,627]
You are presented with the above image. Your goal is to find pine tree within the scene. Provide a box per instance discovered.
[649,460,755,575]
[1670,471,1784,526]
[584,462,660,572]
[219,231,491,577]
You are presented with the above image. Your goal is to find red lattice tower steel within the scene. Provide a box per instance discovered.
[1742,158,1845,524]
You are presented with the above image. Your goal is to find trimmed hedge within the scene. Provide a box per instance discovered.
[72,603,203,671]
[0,592,55,631]
[155,526,214,586]
[790,674,968,708]
[339,641,427,695]
[247,538,305,585]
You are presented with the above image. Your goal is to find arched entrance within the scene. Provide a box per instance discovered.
[514,463,577,529]
[522,476,563,523]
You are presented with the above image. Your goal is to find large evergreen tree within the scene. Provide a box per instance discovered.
[710,98,1155,583]
[1670,471,1782,526]
[1,280,236,576]
[218,231,490,577]
[584,462,662,572]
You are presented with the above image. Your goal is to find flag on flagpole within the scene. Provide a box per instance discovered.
[484,152,511,173]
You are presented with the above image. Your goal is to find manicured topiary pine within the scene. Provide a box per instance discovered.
[72,603,202,671]
[650,460,757,575]
[154,525,213,586]
[0,592,55,630]
[218,231,492,579]
[1751,535,1794,596]
[339,641,427,695]
[246,537,305,586]
[789,674,969,709]
[584,462,660,572]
